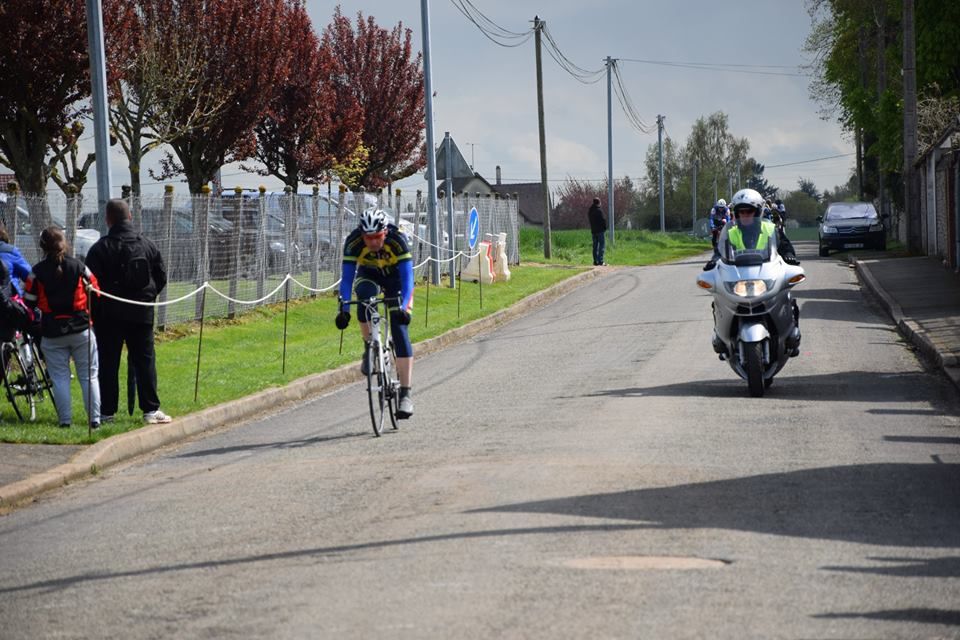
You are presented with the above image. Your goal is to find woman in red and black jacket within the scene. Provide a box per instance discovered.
[24,227,102,429]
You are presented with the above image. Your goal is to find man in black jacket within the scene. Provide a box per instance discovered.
[85,199,172,424]
[588,197,608,266]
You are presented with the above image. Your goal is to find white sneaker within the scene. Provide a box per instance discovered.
[144,410,173,424]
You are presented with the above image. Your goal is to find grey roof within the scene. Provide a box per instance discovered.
[432,138,473,180]
[491,182,548,225]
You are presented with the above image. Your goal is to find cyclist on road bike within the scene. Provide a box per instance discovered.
[335,209,416,419]
[709,199,730,250]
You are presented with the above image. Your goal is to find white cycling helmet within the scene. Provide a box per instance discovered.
[359,209,387,234]
[716,198,727,208]
[729,188,764,215]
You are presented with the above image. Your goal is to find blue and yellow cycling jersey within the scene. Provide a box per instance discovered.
[339,224,415,311]
[341,224,412,273]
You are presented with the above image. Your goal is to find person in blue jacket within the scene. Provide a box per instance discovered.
[0,228,33,296]
[335,209,416,419]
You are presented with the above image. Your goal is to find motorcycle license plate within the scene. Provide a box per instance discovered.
[844,242,864,249]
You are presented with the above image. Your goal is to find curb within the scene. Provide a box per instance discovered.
[852,257,960,389]
[0,266,608,510]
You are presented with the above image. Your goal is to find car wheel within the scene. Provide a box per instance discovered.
[818,245,829,257]
[876,237,886,251]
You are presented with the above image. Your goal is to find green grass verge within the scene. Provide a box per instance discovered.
[2,228,711,445]
[0,265,582,444]
[520,227,710,266]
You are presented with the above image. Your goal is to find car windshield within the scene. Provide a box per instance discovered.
[826,204,877,221]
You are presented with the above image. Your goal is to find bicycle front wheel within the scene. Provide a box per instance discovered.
[366,343,386,436]
[384,341,400,431]
[2,342,35,421]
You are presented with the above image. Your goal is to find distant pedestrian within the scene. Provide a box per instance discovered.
[588,197,608,266]
[23,227,101,429]
[85,199,172,425]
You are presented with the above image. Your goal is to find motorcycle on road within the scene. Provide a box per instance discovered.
[696,232,806,397]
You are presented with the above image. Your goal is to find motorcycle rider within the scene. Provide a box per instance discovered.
[704,188,799,271]
[709,198,730,249]
[704,188,801,356]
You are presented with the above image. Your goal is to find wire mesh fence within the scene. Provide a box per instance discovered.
[0,188,520,328]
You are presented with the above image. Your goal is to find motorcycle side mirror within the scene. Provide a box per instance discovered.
[816,215,823,223]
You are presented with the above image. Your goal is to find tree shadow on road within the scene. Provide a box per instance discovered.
[471,462,960,549]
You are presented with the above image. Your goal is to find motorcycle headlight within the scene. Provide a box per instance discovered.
[822,225,838,234]
[727,279,772,298]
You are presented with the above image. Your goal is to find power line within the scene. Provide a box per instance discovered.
[619,57,810,77]
[540,24,604,84]
[611,61,656,134]
[449,0,533,47]
[765,153,855,168]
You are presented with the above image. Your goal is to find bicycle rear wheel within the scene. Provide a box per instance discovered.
[2,342,34,421]
[366,343,386,436]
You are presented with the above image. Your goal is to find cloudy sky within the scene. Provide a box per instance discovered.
[92,0,855,200]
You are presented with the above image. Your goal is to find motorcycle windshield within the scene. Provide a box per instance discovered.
[721,216,773,266]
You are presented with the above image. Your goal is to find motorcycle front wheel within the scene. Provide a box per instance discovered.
[744,342,765,397]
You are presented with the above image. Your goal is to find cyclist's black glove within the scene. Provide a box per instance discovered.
[702,260,717,272]
[334,311,351,330]
[783,255,801,266]
[395,309,412,325]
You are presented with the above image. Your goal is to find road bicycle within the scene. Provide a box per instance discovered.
[1,330,55,422]
[343,296,401,436]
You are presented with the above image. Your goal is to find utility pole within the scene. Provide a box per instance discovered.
[876,1,887,226]
[606,56,615,246]
[691,161,698,231]
[657,114,665,232]
[86,0,112,221]
[533,16,552,258]
[902,0,920,250]
[420,0,441,284]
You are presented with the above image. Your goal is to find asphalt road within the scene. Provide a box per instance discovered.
[2,242,959,639]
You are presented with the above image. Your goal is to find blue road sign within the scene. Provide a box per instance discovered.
[468,207,480,249]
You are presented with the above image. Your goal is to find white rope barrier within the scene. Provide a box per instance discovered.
[205,275,294,305]
[88,251,496,311]
[288,275,342,294]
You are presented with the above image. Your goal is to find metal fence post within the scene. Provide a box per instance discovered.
[157,185,174,330]
[65,185,79,256]
[284,185,294,277]
[5,183,19,247]
[228,185,242,319]
[257,185,267,300]
[195,185,211,321]
[311,185,320,295]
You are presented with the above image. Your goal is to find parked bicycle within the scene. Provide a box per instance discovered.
[342,296,401,436]
[1,330,55,421]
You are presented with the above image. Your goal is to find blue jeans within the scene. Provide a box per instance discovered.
[41,328,100,426]
[592,232,606,265]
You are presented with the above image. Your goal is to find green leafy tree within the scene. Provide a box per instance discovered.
[783,191,823,226]
[798,177,821,202]
[744,158,778,200]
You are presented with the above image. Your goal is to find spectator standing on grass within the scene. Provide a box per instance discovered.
[84,199,172,425]
[23,227,101,429]
[588,197,608,266]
